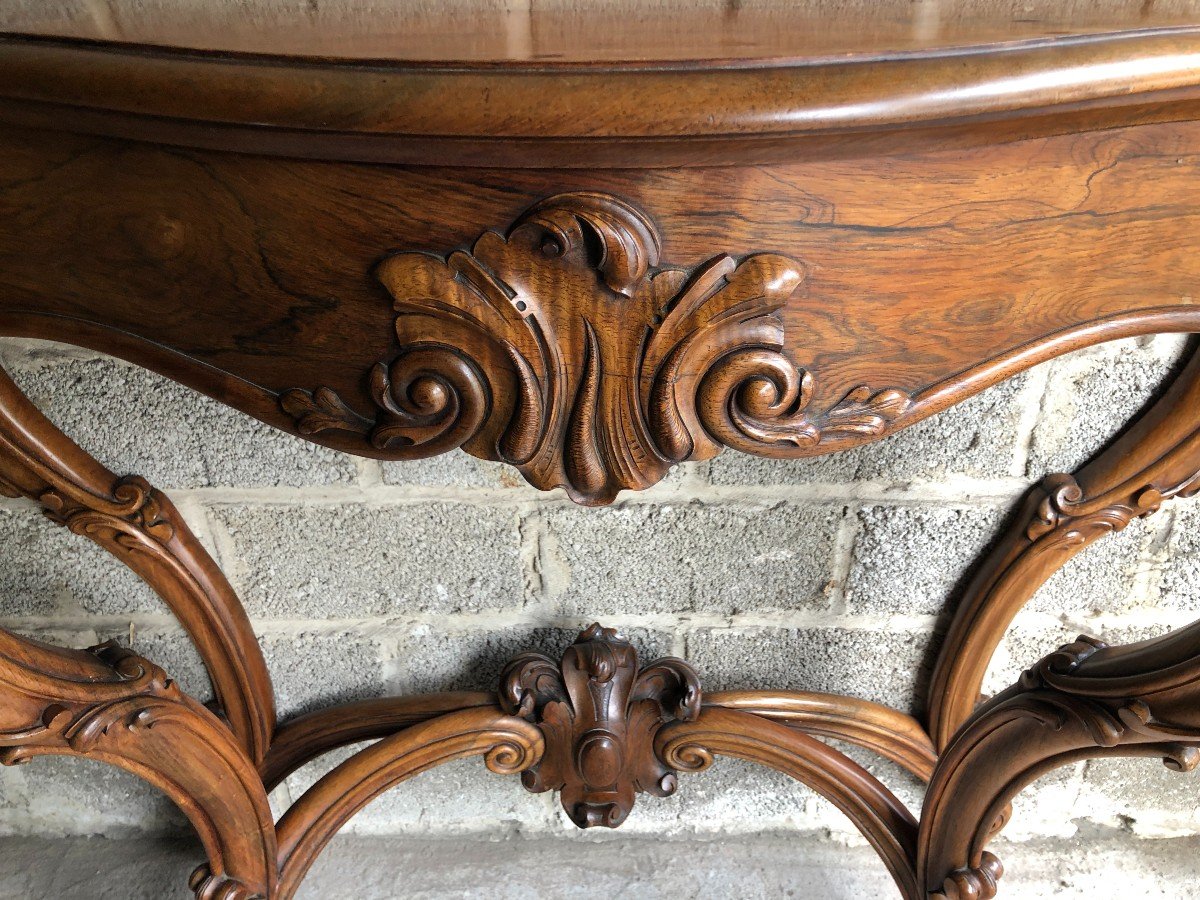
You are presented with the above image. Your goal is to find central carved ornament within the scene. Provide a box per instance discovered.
[281,192,908,504]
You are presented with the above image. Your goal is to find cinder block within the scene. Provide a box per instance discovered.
[381,623,674,697]
[0,508,158,616]
[0,756,185,838]
[613,757,830,836]
[1158,501,1200,612]
[261,630,389,720]
[1027,335,1191,476]
[3,346,357,488]
[708,372,1032,485]
[530,501,842,616]
[1075,756,1200,838]
[685,626,932,714]
[1026,511,1153,615]
[209,503,523,618]
[380,452,527,490]
[846,504,1006,616]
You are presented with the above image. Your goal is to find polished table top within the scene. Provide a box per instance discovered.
[5,0,1200,64]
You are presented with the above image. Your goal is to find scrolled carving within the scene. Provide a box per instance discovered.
[499,623,701,828]
[189,865,264,900]
[920,625,1200,899]
[281,192,910,504]
[0,635,274,899]
[929,340,1200,751]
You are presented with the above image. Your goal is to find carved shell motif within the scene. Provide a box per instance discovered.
[281,192,909,504]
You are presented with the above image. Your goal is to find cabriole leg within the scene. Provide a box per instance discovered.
[928,342,1200,749]
[919,628,1200,899]
[0,365,275,762]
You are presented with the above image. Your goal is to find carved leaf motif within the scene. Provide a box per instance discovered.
[498,623,702,828]
[280,192,912,504]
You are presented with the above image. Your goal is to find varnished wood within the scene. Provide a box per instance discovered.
[928,341,1200,749]
[0,365,275,762]
[0,636,275,899]
[919,631,1200,899]
[499,624,701,827]
[658,707,922,900]
[6,124,1200,488]
[273,707,543,900]
[707,691,937,782]
[6,30,1200,169]
[259,692,495,791]
[1,11,1200,898]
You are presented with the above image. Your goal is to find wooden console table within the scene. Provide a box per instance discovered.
[2,5,1200,897]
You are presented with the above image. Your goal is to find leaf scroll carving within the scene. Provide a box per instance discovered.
[498,623,701,828]
[281,192,911,504]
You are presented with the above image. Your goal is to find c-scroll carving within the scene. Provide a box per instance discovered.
[0,366,275,763]
[273,706,543,899]
[920,631,1200,899]
[0,634,275,899]
[657,707,922,900]
[280,192,910,504]
[498,623,700,827]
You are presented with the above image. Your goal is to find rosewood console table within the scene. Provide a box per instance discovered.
[3,6,1200,897]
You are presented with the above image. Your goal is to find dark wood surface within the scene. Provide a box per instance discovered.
[0,9,1199,898]
[7,1,1200,64]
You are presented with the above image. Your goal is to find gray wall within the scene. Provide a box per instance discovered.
[0,334,1197,892]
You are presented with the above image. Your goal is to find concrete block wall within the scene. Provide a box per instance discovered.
[0,334,1198,865]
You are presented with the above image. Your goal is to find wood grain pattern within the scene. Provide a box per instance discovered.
[273,707,543,899]
[0,365,275,762]
[281,191,911,502]
[919,631,1200,899]
[928,341,1200,749]
[499,623,701,827]
[0,636,275,899]
[259,692,495,792]
[706,690,937,782]
[5,122,1200,500]
[4,32,1200,169]
[2,17,1200,898]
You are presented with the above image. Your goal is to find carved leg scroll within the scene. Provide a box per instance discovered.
[919,629,1200,899]
[0,366,275,762]
[928,343,1200,749]
[0,630,275,899]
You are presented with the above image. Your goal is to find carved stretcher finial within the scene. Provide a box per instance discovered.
[498,623,701,827]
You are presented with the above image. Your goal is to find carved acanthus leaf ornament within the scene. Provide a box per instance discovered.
[282,192,910,503]
[499,624,700,828]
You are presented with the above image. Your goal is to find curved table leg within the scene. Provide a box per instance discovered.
[928,342,1200,749]
[919,630,1200,899]
[0,629,275,899]
[705,689,937,782]
[658,708,922,900]
[0,365,275,762]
